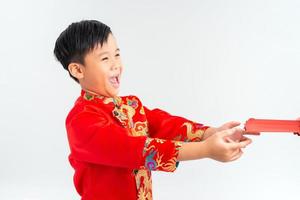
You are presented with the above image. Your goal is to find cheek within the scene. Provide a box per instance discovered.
[86,68,106,84]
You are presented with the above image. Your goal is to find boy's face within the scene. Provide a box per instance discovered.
[72,33,123,97]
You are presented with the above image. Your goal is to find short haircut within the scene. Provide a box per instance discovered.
[54,20,112,83]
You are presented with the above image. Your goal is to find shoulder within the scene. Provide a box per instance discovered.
[65,96,108,126]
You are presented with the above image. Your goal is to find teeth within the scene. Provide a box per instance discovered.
[112,76,119,82]
[109,76,120,88]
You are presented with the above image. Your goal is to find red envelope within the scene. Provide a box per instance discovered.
[245,118,300,134]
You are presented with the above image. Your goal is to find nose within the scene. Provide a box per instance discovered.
[112,64,120,72]
[111,58,121,71]
[113,63,119,70]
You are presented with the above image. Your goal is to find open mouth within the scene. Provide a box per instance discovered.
[109,75,120,88]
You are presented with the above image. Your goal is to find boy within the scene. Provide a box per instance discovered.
[54,20,252,200]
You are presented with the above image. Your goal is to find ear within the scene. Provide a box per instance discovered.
[68,63,84,80]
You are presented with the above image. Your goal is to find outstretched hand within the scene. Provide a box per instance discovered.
[203,120,261,140]
[203,127,252,162]
[202,121,241,140]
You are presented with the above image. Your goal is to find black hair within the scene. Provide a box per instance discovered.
[53,20,112,83]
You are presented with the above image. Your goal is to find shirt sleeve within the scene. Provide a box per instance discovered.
[143,106,210,142]
[66,104,182,172]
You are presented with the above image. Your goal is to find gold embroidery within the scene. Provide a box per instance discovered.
[182,122,205,141]
[121,104,136,127]
[110,99,136,129]
[135,169,152,200]
[132,121,149,136]
[157,152,178,171]
[144,143,179,172]
[140,106,145,115]
[103,97,114,105]
[83,90,106,101]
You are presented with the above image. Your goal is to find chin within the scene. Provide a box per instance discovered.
[109,89,120,97]
[113,91,120,97]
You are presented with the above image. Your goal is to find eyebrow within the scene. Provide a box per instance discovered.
[97,48,120,57]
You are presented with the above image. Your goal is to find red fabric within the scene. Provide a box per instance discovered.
[65,90,209,200]
[144,106,209,141]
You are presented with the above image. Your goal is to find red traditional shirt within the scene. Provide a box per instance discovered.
[65,90,209,200]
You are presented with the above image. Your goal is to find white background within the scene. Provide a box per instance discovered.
[0,0,300,199]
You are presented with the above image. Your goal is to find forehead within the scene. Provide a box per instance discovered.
[93,34,119,53]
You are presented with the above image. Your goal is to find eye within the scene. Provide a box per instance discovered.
[115,53,120,57]
[101,57,108,61]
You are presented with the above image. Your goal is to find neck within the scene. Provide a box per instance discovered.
[82,87,117,98]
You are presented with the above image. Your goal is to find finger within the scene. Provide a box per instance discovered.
[225,136,235,143]
[240,135,251,142]
[220,127,244,137]
[222,121,241,129]
[225,133,242,142]
[227,134,252,143]
[229,138,252,149]
[231,148,242,157]
[238,138,252,148]
[230,149,244,161]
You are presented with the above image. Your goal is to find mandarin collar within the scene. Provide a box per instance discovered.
[80,89,122,108]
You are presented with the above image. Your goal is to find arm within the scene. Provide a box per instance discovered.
[66,105,182,172]
[143,106,209,142]
[178,127,252,162]
[143,105,252,162]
